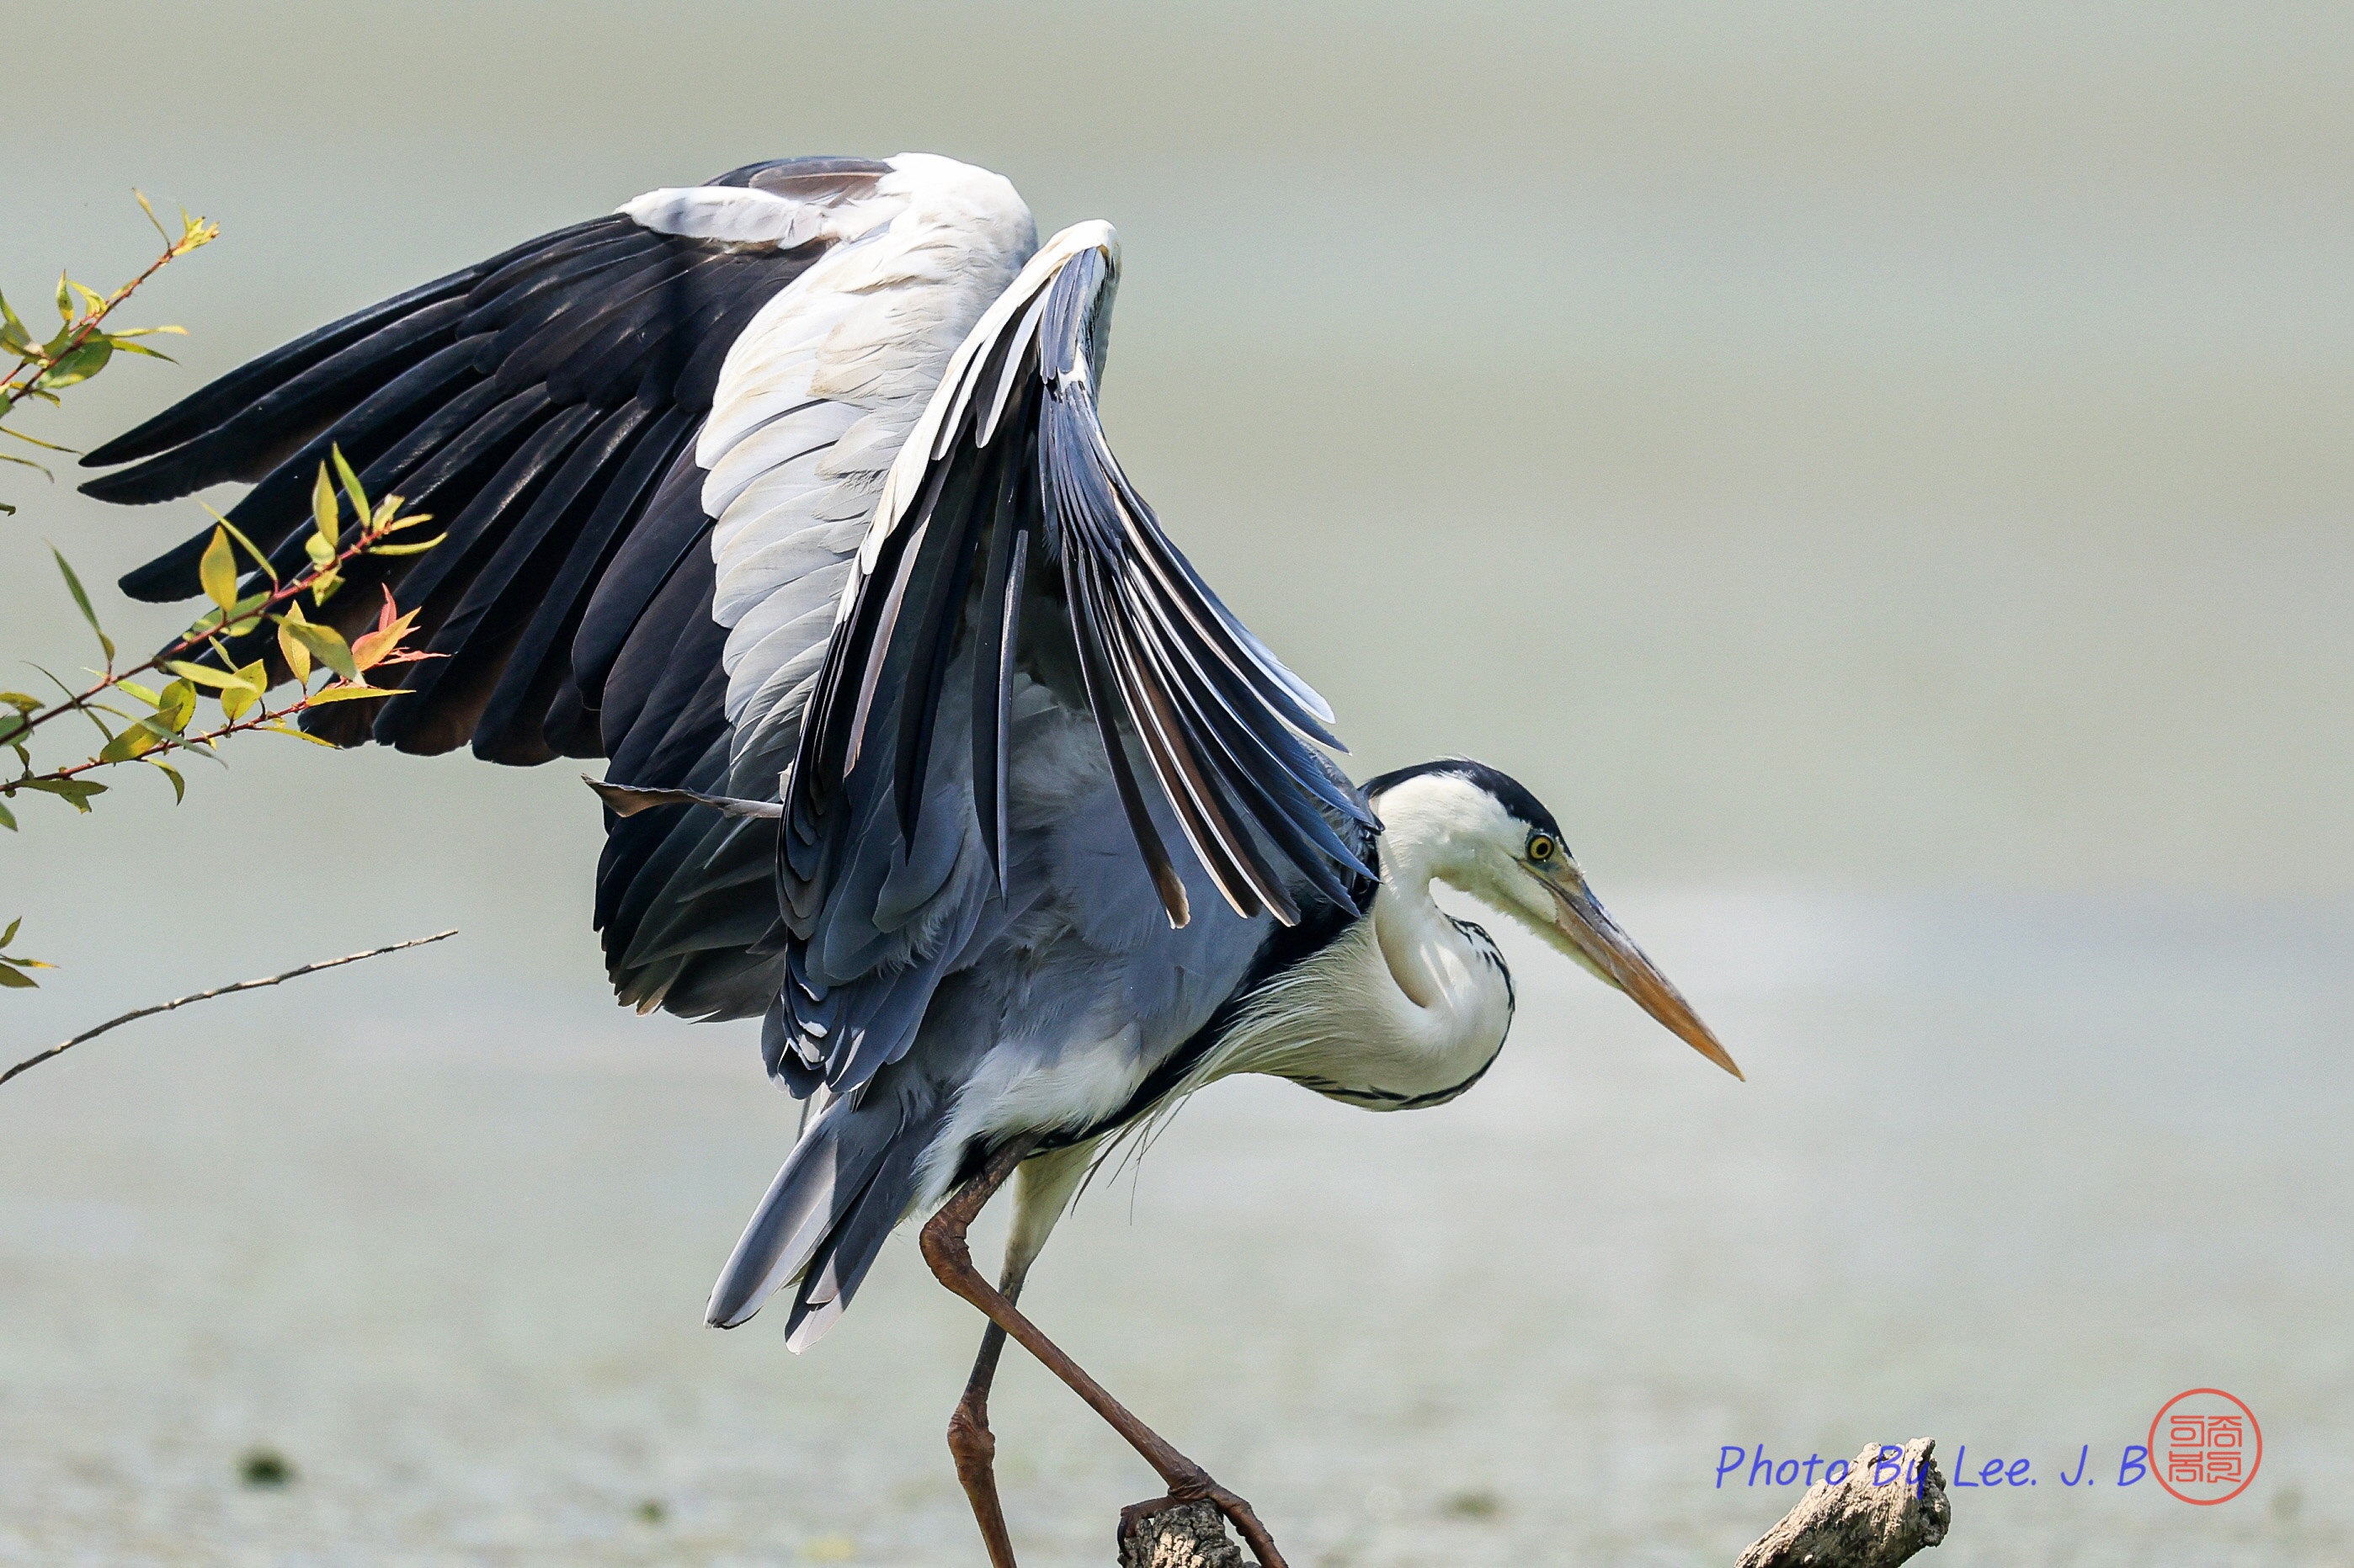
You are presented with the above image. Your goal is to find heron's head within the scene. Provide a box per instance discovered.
[1363,760,1742,1081]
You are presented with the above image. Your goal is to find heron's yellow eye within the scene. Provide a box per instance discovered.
[1528,835,1556,863]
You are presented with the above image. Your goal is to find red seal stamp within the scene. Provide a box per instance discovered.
[2148,1388,2261,1504]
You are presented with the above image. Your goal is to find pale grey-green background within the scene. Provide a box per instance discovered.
[2,3,2347,1565]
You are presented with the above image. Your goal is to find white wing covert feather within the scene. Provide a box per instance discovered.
[699,157,1037,774]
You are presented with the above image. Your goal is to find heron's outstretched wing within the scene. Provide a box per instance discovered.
[768,223,1377,1097]
[82,155,1038,1021]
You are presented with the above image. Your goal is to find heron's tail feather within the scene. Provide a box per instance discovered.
[778,1114,937,1352]
[704,1082,945,1341]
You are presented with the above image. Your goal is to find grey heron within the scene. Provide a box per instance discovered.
[83,153,1742,1567]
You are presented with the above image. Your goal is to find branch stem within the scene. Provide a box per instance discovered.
[0,929,458,1088]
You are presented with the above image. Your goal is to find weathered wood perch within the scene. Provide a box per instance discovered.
[1117,1500,1246,1568]
[1113,1438,1950,1568]
[1739,1438,1949,1567]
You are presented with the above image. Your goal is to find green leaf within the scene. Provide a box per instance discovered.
[104,338,177,363]
[311,464,339,555]
[0,290,28,350]
[146,757,187,803]
[222,661,268,722]
[154,679,197,733]
[0,694,41,710]
[33,337,112,391]
[276,607,312,684]
[0,800,14,832]
[18,776,106,809]
[49,546,115,663]
[54,272,73,323]
[281,620,359,683]
[115,678,162,704]
[197,518,238,603]
[184,589,274,640]
[1,918,18,945]
[0,964,38,988]
[177,207,219,252]
[136,188,169,243]
[0,715,24,748]
[0,423,76,453]
[305,683,405,704]
[264,721,338,747]
[205,507,281,584]
[164,661,265,720]
[331,446,370,533]
[98,720,166,763]
[29,663,112,742]
[162,661,242,690]
[367,534,446,556]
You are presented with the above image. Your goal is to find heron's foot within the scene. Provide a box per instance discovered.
[946,1396,996,1491]
[947,1390,1019,1568]
[1119,1472,1285,1568]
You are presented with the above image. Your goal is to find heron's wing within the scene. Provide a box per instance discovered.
[84,156,910,760]
[83,155,1037,1020]
[769,222,1377,1097]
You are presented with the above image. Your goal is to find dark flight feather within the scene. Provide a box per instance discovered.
[767,233,1366,1097]
[78,158,875,1021]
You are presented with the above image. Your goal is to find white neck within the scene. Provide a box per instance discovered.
[1188,795,1515,1112]
[1371,818,1481,1011]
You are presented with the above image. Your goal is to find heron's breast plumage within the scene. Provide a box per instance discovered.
[1193,901,1515,1111]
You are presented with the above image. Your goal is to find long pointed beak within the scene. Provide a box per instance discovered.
[1541,873,1744,1081]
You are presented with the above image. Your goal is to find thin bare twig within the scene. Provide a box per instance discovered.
[0,929,458,1088]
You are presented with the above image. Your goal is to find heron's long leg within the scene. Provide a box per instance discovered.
[946,1286,1022,1565]
[922,1137,1288,1568]
[934,1138,1033,1568]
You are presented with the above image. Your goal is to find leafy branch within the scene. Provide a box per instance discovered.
[0,194,459,1039]
[0,450,443,848]
[0,918,55,991]
[1,192,217,513]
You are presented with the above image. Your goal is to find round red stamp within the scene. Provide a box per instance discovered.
[2148,1388,2261,1504]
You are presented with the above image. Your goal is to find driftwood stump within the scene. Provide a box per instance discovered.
[1738,1438,1950,1567]
[1117,1500,1246,1568]
[1112,1438,1951,1568]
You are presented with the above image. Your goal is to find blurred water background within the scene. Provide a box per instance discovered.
[3,3,2350,1564]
